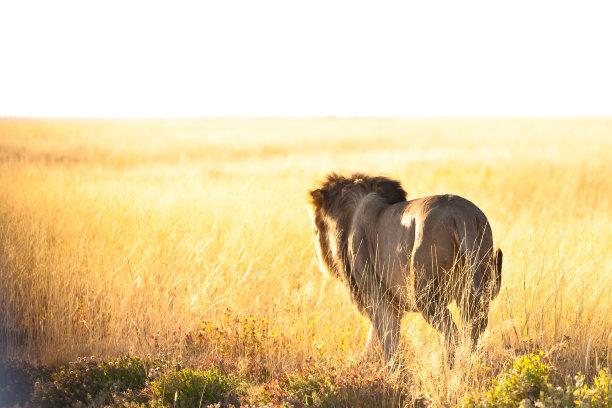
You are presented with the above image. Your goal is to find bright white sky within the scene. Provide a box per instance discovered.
[1,1,611,117]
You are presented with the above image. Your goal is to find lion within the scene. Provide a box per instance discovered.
[308,173,502,364]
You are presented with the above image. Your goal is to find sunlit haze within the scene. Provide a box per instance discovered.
[1,1,611,117]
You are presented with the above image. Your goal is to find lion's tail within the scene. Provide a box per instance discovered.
[491,247,503,298]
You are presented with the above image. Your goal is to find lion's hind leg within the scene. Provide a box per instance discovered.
[458,277,489,350]
[415,286,458,366]
[413,248,459,366]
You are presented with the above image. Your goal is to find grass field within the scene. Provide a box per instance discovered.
[0,118,610,406]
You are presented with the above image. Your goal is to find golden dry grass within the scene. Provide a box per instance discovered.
[1,118,610,404]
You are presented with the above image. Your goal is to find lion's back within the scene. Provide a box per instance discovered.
[401,195,488,236]
[379,194,491,270]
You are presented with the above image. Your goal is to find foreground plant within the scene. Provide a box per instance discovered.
[254,362,413,407]
[31,356,154,407]
[19,355,243,408]
[147,365,241,407]
[462,353,612,407]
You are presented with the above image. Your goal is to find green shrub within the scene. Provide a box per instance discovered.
[541,369,612,408]
[31,356,153,407]
[149,365,240,407]
[462,353,612,407]
[257,363,409,407]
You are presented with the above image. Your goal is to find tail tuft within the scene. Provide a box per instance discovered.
[491,248,503,297]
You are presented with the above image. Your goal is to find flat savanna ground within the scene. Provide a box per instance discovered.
[0,118,610,405]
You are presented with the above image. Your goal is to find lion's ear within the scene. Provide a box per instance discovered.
[309,188,325,207]
[374,178,407,204]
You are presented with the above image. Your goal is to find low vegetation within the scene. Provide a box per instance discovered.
[2,353,610,407]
